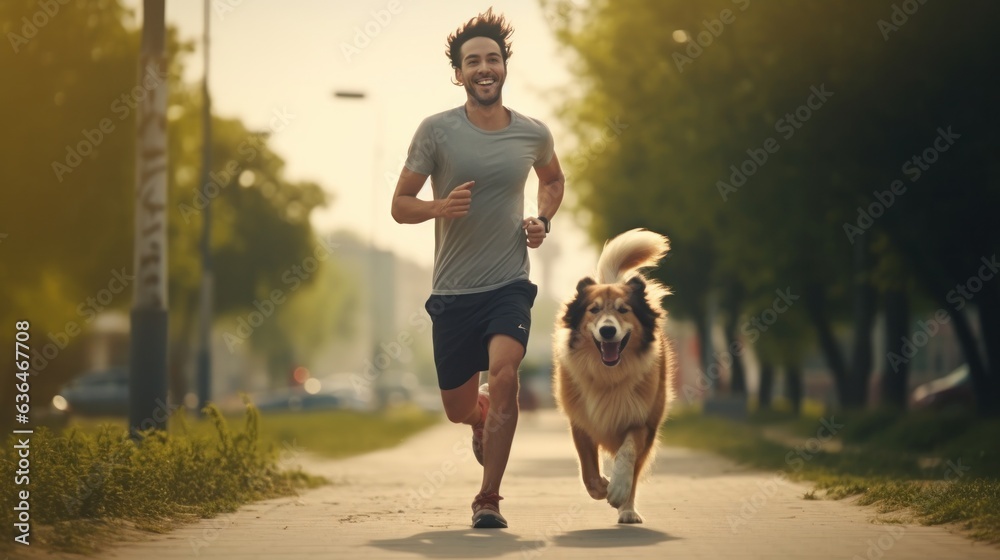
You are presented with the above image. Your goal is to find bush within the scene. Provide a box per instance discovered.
[0,402,319,552]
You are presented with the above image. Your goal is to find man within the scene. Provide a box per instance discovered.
[390,9,565,529]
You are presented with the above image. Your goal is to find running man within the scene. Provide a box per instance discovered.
[390,9,565,529]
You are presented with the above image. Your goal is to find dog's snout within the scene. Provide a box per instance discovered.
[599,326,617,340]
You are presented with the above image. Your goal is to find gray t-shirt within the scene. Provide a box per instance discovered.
[404,106,554,295]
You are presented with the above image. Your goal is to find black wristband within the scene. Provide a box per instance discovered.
[537,216,551,233]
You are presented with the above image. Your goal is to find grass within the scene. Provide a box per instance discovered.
[65,403,443,459]
[0,401,441,554]
[661,405,1000,543]
[248,404,442,459]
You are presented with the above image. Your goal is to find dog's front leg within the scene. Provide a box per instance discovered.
[571,423,608,500]
[606,433,636,509]
[607,426,650,523]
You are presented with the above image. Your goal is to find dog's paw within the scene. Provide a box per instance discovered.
[617,509,643,524]
[585,476,609,500]
[606,475,632,509]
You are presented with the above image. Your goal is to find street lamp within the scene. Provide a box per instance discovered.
[332,90,383,248]
[332,90,395,395]
[196,0,213,415]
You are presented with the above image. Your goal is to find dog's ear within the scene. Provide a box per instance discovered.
[626,276,646,295]
[563,277,596,330]
[626,275,660,347]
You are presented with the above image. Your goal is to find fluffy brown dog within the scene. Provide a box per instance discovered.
[553,229,674,524]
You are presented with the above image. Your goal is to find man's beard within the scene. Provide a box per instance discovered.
[464,77,504,106]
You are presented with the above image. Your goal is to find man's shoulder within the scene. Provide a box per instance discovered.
[510,108,551,134]
[419,106,464,128]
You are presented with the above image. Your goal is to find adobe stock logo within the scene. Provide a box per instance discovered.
[672,0,750,72]
[717,85,834,201]
[878,0,930,41]
[6,0,70,54]
[340,1,405,63]
[842,126,959,244]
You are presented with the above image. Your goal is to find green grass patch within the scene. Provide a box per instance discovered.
[62,403,442,460]
[1,402,441,554]
[249,405,442,459]
[661,408,1000,543]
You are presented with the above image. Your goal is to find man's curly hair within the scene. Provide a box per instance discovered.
[445,8,514,69]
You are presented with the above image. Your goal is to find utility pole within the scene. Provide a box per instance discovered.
[129,0,169,437]
[196,0,213,414]
[333,90,395,401]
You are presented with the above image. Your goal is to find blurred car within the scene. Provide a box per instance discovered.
[375,371,420,408]
[910,364,975,410]
[255,376,375,413]
[54,367,129,416]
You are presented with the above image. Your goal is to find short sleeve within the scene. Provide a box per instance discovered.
[535,121,554,167]
[404,118,437,175]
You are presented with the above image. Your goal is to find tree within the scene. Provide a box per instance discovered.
[545,0,1000,411]
[0,0,348,409]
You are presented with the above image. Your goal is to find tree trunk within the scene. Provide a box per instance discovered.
[785,364,803,416]
[804,284,849,406]
[758,362,774,410]
[692,310,713,381]
[724,311,747,396]
[167,291,199,408]
[910,256,994,415]
[975,285,1000,415]
[881,289,910,409]
[848,238,876,408]
[947,305,992,413]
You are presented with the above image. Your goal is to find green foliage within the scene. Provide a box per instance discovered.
[0,402,321,552]
[544,0,1000,396]
[250,405,442,459]
[0,0,355,398]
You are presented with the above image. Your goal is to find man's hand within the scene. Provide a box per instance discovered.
[438,181,475,219]
[523,217,546,248]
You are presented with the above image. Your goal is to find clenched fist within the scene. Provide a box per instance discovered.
[523,217,546,248]
[439,181,475,219]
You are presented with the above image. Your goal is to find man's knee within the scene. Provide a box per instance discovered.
[444,399,477,424]
[488,364,519,397]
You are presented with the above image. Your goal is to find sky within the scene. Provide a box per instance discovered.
[146,0,600,297]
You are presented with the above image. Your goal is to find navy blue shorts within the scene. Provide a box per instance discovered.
[424,280,538,390]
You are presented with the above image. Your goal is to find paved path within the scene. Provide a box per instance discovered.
[100,410,997,560]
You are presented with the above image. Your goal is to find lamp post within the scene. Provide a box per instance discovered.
[196,0,213,415]
[332,91,395,391]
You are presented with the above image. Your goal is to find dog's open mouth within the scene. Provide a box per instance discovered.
[594,332,631,366]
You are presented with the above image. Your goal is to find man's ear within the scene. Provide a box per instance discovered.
[454,67,463,85]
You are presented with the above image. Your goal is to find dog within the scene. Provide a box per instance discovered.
[553,228,674,524]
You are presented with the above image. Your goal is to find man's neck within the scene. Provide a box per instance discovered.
[465,99,510,131]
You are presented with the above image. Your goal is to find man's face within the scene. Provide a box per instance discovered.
[456,36,506,106]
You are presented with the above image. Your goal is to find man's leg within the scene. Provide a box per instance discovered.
[479,334,523,496]
[439,373,483,426]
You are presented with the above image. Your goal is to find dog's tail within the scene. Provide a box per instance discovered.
[596,228,670,284]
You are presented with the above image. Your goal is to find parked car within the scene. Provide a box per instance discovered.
[254,378,375,413]
[53,367,129,416]
[910,365,975,410]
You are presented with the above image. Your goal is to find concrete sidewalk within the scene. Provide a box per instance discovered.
[104,410,998,560]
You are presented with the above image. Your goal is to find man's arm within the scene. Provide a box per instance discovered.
[523,153,565,249]
[535,152,565,220]
[391,166,474,224]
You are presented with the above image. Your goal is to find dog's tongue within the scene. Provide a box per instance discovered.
[600,341,620,363]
